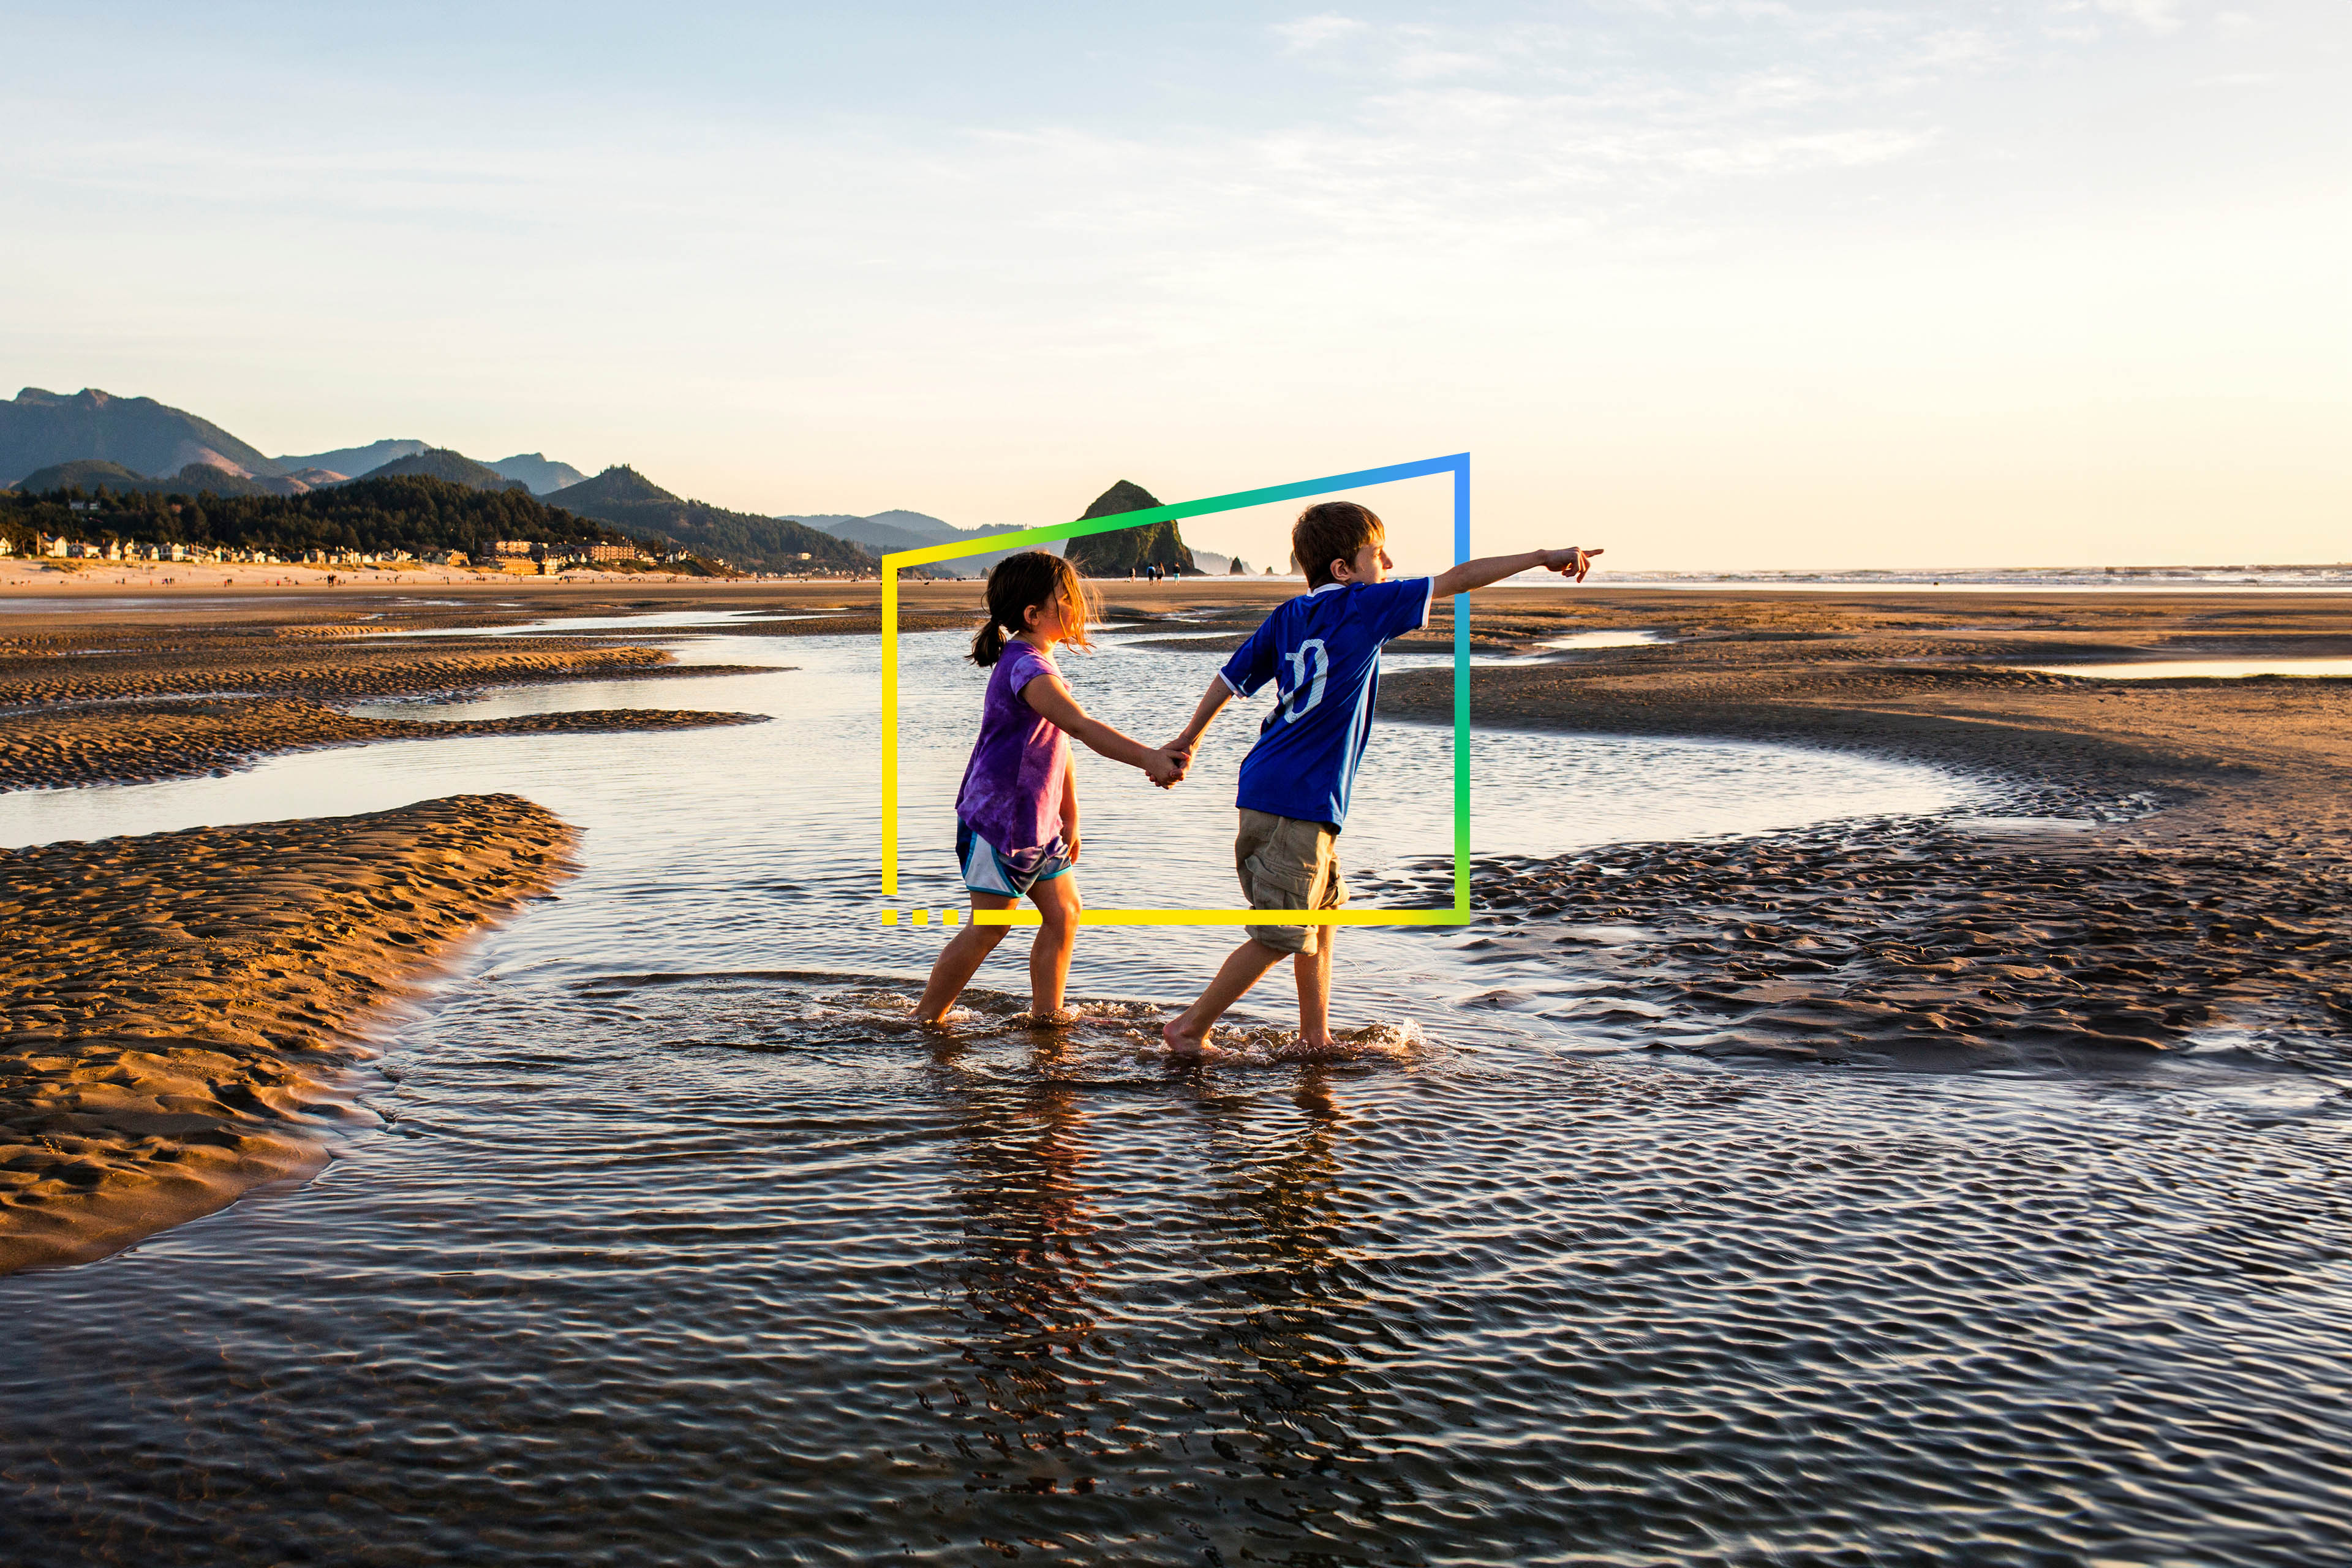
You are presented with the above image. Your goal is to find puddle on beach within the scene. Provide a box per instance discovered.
[6,619,2352,1565]
[1533,627,1675,651]
[2021,657,2352,679]
[376,608,849,637]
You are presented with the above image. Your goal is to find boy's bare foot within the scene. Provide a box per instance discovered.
[1163,1017,1207,1055]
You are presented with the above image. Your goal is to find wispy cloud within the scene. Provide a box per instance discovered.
[1273,13,1366,51]
[2056,0,2196,34]
[2093,0,2190,32]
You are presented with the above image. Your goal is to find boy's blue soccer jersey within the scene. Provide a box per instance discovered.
[1219,576,1434,828]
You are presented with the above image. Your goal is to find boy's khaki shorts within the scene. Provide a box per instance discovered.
[1235,809,1347,956]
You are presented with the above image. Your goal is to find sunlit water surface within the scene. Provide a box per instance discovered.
[2021,657,2352,680]
[4,627,2350,1566]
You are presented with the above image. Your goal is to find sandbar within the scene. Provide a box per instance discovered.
[0,793,575,1272]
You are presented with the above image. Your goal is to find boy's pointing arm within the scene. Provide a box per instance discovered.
[1431,545,1602,598]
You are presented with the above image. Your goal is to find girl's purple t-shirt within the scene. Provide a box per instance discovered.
[954,640,1069,867]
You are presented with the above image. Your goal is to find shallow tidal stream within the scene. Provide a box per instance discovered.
[3,624,2349,1566]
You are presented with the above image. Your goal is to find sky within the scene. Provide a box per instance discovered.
[4,1,2345,570]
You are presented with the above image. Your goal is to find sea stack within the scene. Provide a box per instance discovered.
[1063,481,1197,577]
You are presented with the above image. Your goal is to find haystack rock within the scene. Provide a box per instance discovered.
[1063,481,1196,577]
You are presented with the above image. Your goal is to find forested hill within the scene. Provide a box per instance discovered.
[1,475,646,562]
[545,466,869,573]
[15,459,285,500]
[353,448,527,491]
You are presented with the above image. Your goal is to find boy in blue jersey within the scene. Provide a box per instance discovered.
[1159,500,1600,1054]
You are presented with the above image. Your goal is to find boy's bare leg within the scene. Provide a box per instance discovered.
[1027,873,1084,1017]
[1163,938,1287,1053]
[916,894,1016,1023]
[1294,930,1335,1049]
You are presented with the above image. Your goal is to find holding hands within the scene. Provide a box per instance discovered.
[1144,746,1190,789]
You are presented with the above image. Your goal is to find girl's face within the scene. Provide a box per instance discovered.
[1023,593,1071,646]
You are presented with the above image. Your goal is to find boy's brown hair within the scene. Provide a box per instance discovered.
[1291,502,1385,590]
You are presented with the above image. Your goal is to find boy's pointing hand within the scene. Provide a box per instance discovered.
[1539,546,1602,582]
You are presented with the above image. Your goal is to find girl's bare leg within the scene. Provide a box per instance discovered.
[915,894,1016,1022]
[1026,873,1083,1017]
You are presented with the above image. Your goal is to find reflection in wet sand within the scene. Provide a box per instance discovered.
[934,1035,1108,1491]
[1197,1071,1381,1524]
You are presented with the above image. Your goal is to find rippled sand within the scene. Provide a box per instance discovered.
[0,794,573,1270]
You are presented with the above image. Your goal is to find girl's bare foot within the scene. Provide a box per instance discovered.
[1163,1018,1207,1054]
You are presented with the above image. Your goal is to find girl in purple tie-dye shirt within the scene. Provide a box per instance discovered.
[915,552,1188,1024]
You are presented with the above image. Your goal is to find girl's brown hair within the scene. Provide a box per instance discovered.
[971,550,1095,666]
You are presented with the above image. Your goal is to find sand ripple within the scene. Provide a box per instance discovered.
[1466,803,2352,1069]
[0,794,574,1271]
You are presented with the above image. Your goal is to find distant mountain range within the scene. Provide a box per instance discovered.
[272,442,586,494]
[486,453,587,493]
[2,384,1219,575]
[791,510,1044,577]
[273,438,428,480]
[546,467,869,573]
[2,388,590,498]
[2,387,288,488]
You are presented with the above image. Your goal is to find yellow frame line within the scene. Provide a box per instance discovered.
[877,454,1472,925]
[965,909,1468,926]
[881,565,898,895]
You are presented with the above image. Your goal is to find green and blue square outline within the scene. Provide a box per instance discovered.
[880,453,1472,928]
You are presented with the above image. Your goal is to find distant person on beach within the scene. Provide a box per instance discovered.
[1158,502,1600,1054]
[916,551,1190,1025]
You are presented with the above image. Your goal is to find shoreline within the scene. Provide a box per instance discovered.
[0,609,789,791]
[0,698,772,794]
[0,794,576,1273]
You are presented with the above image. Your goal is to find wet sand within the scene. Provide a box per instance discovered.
[0,603,791,789]
[0,794,575,1272]
[0,698,770,792]
[1373,587,2352,1066]
[1,581,2344,1268]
